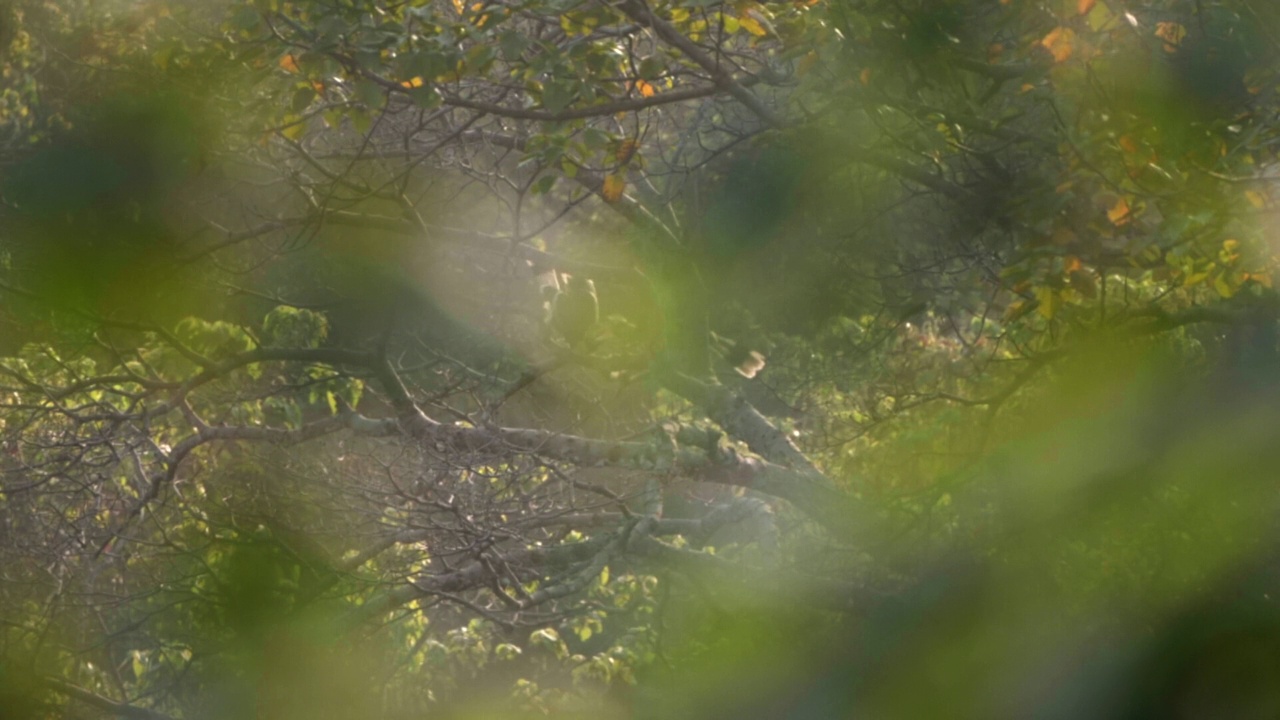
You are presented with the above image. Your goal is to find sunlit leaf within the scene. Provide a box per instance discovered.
[1040,27,1075,63]
[281,116,306,141]
[739,14,767,37]
[1034,286,1057,320]
[1214,273,1235,298]
[1107,197,1131,226]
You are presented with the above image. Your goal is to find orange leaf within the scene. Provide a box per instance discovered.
[635,79,655,98]
[859,68,872,86]
[1154,22,1186,52]
[400,77,425,89]
[1244,272,1274,289]
[1077,0,1096,14]
[279,54,300,73]
[1118,135,1138,154]
[602,174,626,202]
[1107,197,1131,225]
[1040,27,1075,63]
[615,139,638,165]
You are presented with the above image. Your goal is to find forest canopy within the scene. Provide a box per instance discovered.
[4,0,1280,717]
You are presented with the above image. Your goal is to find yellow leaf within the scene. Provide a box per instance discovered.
[400,77,425,89]
[602,174,626,203]
[1040,27,1075,63]
[1214,274,1235,299]
[281,119,305,141]
[279,54,300,73]
[739,14,767,37]
[1034,287,1057,320]
[1077,0,1096,14]
[1245,190,1267,208]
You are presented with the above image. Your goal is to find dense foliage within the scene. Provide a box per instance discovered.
[4,0,1280,717]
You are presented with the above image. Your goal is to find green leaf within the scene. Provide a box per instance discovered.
[355,79,386,109]
[531,175,556,195]
[351,110,373,135]
[290,86,317,113]
[541,79,576,115]
[408,85,442,109]
[499,31,529,62]
[582,127,611,150]
[638,56,664,80]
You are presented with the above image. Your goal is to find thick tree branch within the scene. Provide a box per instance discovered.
[41,678,175,720]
